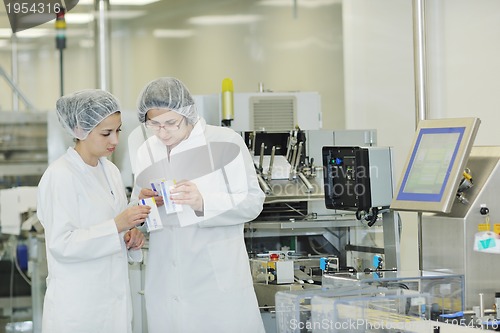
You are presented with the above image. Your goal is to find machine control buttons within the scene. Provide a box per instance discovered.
[480,206,489,215]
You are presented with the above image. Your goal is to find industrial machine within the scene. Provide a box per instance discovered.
[421,146,500,310]
[0,186,45,333]
[275,269,466,333]
[389,117,500,325]
[0,111,48,332]
[243,128,402,322]
[0,111,47,190]
[194,91,322,131]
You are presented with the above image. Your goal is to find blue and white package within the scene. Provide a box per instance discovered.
[158,179,183,215]
[139,197,163,232]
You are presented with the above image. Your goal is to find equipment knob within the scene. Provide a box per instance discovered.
[480,206,489,215]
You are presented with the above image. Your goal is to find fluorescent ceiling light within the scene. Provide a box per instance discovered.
[47,13,94,24]
[46,10,144,23]
[258,0,340,8]
[188,15,262,26]
[78,0,159,5]
[79,39,95,48]
[65,13,94,24]
[104,10,145,19]
[0,30,13,38]
[0,28,51,38]
[153,29,194,38]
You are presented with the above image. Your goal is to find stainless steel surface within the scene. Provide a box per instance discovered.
[264,178,323,204]
[30,235,47,333]
[253,282,320,308]
[247,218,359,230]
[382,211,400,270]
[367,147,394,208]
[422,146,500,308]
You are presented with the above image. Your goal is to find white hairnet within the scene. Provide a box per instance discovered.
[137,77,198,124]
[56,89,120,140]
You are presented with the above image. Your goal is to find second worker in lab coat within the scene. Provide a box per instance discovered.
[129,77,266,333]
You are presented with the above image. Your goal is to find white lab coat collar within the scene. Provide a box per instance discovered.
[168,117,207,156]
[65,147,118,207]
[65,146,109,173]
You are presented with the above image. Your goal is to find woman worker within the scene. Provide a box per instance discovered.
[130,77,265,333]
[37,89,151,333]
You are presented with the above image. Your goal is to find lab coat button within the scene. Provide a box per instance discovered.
[173,296,179,302]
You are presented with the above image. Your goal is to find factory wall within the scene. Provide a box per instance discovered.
[0,1,344,131]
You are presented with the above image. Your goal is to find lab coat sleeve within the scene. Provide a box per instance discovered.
[37,168,122,263]
[198,133,264,227]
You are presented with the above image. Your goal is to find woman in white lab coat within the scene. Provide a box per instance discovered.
[37,90,151,333]
[130,77,266,333]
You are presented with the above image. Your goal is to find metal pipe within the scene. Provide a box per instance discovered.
[294,141,303,171]
[413,0,428,272]
[11,33,19,111]
[288,145,297,180]
[95,0,111,90]
[257,174,272,195]
[268,146,276,179]
[251,131,256,155]
[413,0,428,126]
[259,142,265,172]
[285,130,293,161]
[479,293,484,318]
[297,172,314,193]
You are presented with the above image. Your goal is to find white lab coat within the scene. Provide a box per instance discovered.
[131,118,266,333]
[37,147,133,333]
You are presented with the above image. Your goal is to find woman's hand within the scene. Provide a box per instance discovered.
[170,180,204,213]
[139,188,164,206]
[124,228,145,250]
[115,205,151,233]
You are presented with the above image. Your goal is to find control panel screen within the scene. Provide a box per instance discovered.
[391,118,480,213]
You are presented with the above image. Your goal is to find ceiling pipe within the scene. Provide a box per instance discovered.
[413,0,428,126]
[95,0,112,91]
[412,0,428,273]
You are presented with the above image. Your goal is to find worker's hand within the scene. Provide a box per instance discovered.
[124,228,145,250]
[139,188,164,206]
[115,205,151,233]
[170,180,204,213]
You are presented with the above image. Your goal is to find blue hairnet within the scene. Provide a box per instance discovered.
[137,77,198,124]
[56,89,120,140]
